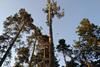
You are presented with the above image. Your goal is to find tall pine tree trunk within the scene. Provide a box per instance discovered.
[29,40,36,67]
[0,21,25,67]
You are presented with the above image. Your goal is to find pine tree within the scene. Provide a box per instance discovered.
[74,18,100,67]
[56,39,70,67]
[0,8,37,66]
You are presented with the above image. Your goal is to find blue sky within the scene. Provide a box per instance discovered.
[0,0,100,66]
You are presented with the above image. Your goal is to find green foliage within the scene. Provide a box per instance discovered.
[0,34,12,66]
[17,47,29,63]
[76,18,100,46]
[13,9,42,67]
[56,39,72,67]
[74,18,100,66]
[57,39,69,52]
[67,60,78,67]
[91,59,100,66]
[54,56,60,67]
[43,1,64,26]
[0,8,43,67]
[13,63,23,67]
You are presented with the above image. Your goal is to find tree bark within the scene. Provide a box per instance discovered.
[0,21,25,67]
[29,40,36,67]
[48,0,55,67]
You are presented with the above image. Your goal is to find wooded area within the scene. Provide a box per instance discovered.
[0,0,100,67]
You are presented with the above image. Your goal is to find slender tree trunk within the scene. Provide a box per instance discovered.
[29,40,36,67]
[0,21,25,67]
[49,21,55,67]
[48,0,55,67]
[62,51,67,67]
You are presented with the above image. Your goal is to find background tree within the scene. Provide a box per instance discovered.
[56,39,69,67]
[74,18,100,67]
[56,39,78,67]
[43,0,64,66]
[0,8,35,66]
[0,34,12,66]
[12,9,43,67]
